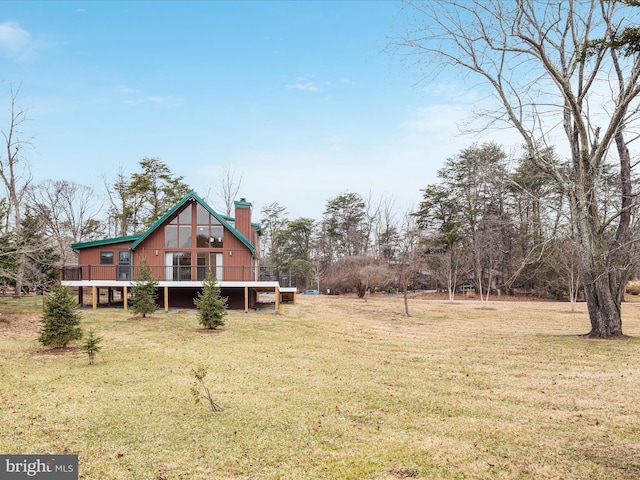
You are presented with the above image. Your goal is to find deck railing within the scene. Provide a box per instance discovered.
[60,264,296,286]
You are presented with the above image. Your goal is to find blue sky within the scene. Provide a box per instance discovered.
[0,1,518,221]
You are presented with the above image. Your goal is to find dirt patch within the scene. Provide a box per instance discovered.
[198,328,225,334]
[127,315,163,321]
[35,346,81,356]
[0,312,41,338]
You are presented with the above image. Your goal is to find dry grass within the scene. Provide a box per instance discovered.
[1,295,640,479]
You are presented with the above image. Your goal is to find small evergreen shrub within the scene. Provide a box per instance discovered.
[39,284,83,348]
[194,273,228,329]
[131,259,158,317]
[82,329,103,365]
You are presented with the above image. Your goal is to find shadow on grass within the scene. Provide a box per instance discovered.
[35,346,81,356]
[572,441,640,479]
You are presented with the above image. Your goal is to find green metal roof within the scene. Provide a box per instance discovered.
[71,235,140,251]
[130,191,257,255]
[71,192,259,255]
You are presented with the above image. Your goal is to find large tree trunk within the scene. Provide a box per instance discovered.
[571,129,631,339]
[582,277,623,337]
[578,237,623,338]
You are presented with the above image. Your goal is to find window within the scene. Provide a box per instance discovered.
[165,205,193,248]
[196,204,223,248]
[179,226,192,248]
[196,225,224,248]
[165,225,178,248]
[118,251,130,264]
[100,251,114,265]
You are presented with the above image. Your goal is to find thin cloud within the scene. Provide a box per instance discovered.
[0,21,31,58]
[288,82,322,92]
[117,85,138,95]
[123,96,171,105]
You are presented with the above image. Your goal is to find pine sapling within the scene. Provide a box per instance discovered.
[39,284,83,348]
[82,329,103,365]
[194,272,228,329]
[131,259,158,317]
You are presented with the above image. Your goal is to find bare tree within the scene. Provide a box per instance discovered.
[323,255,391,298]
[394,0,640,337]
[218,165,243,217]
[28,180,104,265]
[554,236,582,311]
[396,209,422,315]
[373,195,400,264]
[0,85,32,296]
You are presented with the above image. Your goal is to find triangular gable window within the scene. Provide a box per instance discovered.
[164,203,224,249]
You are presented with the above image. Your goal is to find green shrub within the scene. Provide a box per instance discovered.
[39,284,83,348]
[131,259,158,317]
[194,273,228,329]
[82,329,103,365]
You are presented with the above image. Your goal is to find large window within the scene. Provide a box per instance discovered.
[165,205,193,248]
[196,204,223,248]
[165,203,224,250]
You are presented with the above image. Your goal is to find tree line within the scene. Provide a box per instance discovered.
[259,142,639,309]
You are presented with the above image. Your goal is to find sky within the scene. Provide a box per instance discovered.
[0,1,521,222]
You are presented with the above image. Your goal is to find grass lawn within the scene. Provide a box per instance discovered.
[1,294,640,479]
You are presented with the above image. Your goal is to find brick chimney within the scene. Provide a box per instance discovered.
[234,198,252,243]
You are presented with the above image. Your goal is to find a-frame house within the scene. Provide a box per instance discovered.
[61,192,296,311]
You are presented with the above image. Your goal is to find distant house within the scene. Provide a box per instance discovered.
[61,192,296,311]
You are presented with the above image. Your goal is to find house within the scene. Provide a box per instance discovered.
[61,192,296,311]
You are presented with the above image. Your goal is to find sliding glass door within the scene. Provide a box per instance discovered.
[165,252,192,281]
[196,252,223,281]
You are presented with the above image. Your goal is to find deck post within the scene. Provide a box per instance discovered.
[164,286,169,312]
[244,286,249,312]
[123,285,128,311]
[275,286,280,313]
[92,286,97,310]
